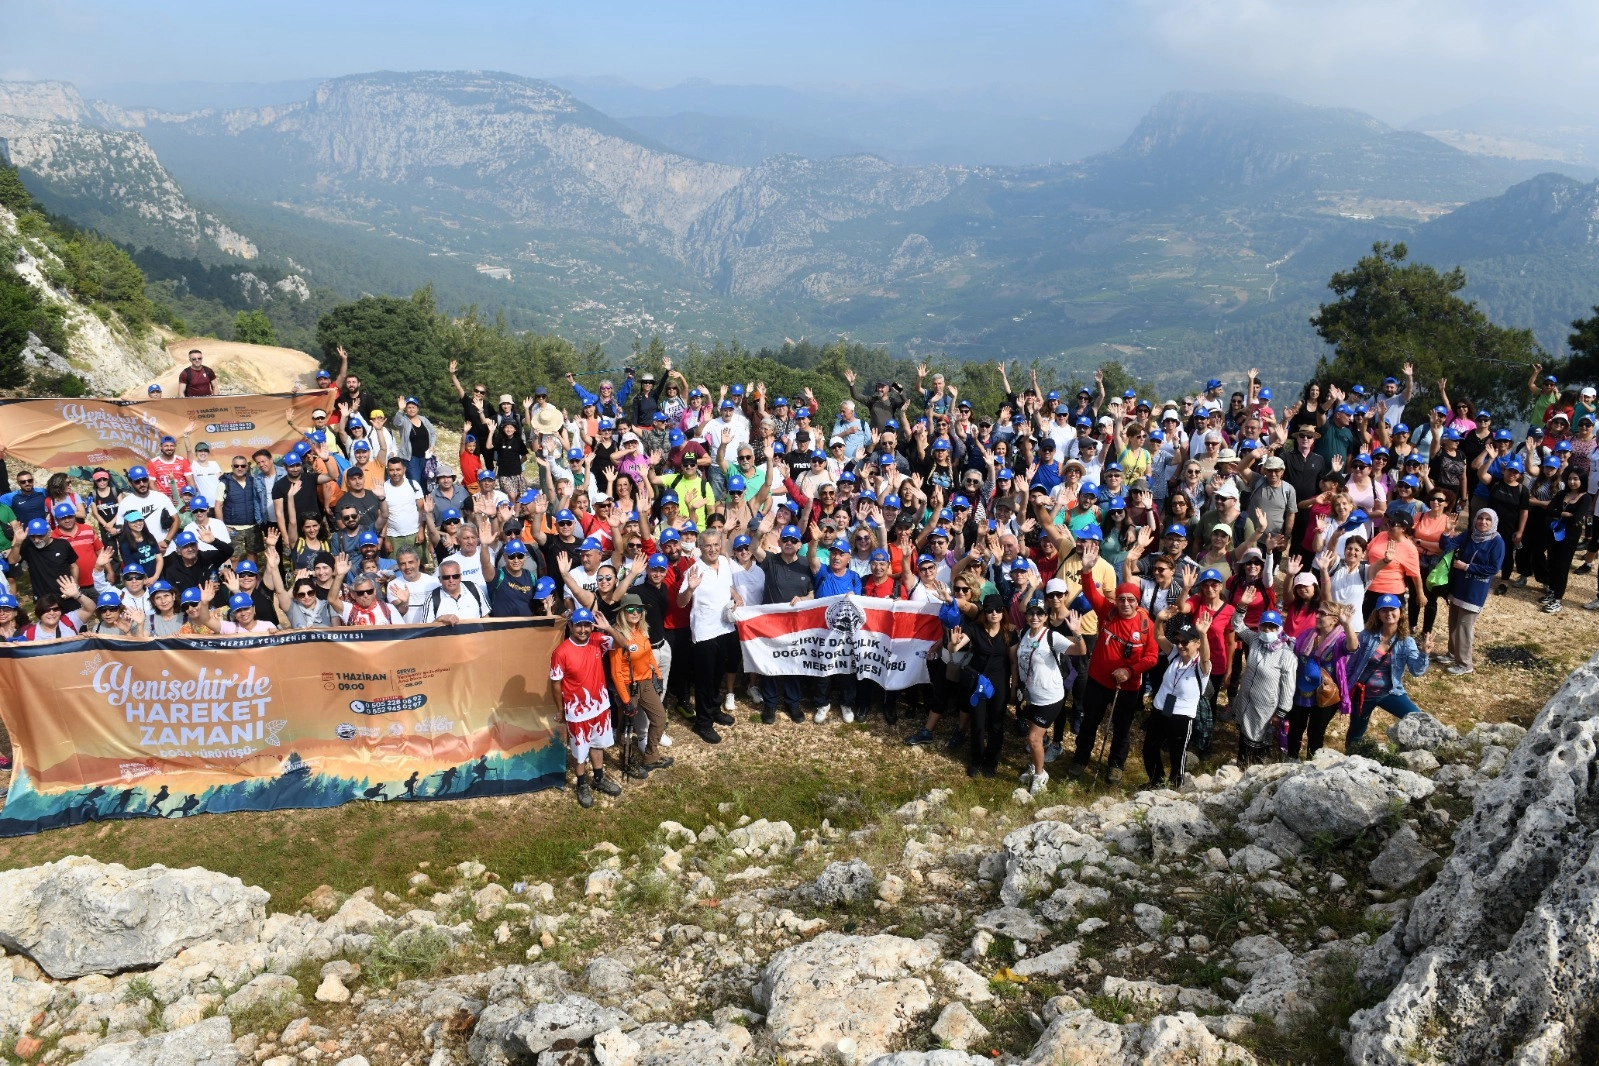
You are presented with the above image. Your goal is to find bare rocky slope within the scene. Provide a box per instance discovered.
[0,673,1585,1065]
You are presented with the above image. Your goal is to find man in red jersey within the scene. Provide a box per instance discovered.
[549,607,623,809]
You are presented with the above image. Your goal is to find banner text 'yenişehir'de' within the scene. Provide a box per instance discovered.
[0,392,334,474]
[734,595,943,691]
[0,620,566,836]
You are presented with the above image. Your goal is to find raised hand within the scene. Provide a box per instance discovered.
[1194,611,1212,634]
[843,368,856,385]
[56,574,78,599]
[1239,585,1259,607]
[1316,549,1336,572]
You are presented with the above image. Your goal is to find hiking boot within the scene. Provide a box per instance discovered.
[594,771,622,797]
[624,764,650,780]
[1107,767,1124,785]
[980,767,996,778]
[946,729,967,750]
[786,707,804,723]
[641,758,674,770]
[1043,741,1063,764]
[1586,597,1599,611]
[1512,574,1529,587]
[841,705,855,724]
[761,709,777,724]
[576,777,594,808]
[884,712,898,726]
[712,711,736,726]
[1447,663,1474,676]
[814,704,832,724]
[1029,770,1050,795]
[1433,652,1455,665]
[1495,583,1508,596]
[694,725,722,744]
[905,728,935,746]
[1066,762,1086,779]
[1576,561,1593,575]
[1544,600,1563,613]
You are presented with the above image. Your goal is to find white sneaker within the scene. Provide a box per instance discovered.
[747,684,761,704]
[1544,600,1563,614]
[1019,767,1035,784]
[814,704,832,724]
[1447,664,1474,676]
[1029,770,1050,795]
[724,692,736,712]
[659,734,673,747]
[1433,652,1454,665]
[841,705,855,724]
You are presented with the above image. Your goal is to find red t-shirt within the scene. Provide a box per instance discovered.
[54,524,103,587]
[862,574,899,598]
[1185,596,1236,678]
[147,456,193,498]
[179,364,217,397]
[550,635,614,743]
[662,556,693,630]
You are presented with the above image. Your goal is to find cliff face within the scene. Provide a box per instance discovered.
[0,114,256,259]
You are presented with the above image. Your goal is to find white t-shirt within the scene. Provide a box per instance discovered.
[115,492,178,532]
[1016,629,1076,705]
[220,618,277,634]
[423,584,484,622]
[1327,564,1368,633]
[381,478,424,537]
[443,549,488,597]
[687,555,736,640]
[389,571,440,623]
[563,564,603,606]
[730,559,765,607]
[1153,650,1206,719]
[191,459,223,506]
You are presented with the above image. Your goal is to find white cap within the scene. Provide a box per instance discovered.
[1583,387,1596,398]
[1214,481,1241,499]
[1045,578,1069,594]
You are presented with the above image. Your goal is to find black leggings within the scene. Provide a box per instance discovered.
[1548,541,1581,599]
[664,626,692,707]
[1142,712,1193,786]
[1073,677,1143,770]
[1286,704,1337,759]
[968,689,1007,772]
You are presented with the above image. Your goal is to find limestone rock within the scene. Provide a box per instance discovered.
[473,883,512,922]
[0,958,53,1038]
[1144,800,1218,859]
[1100,976,1226,1013]
[583,957,634,998]
[511,994,629,1055]
[1349,655,1599,1065]
[1387,712,1460,752]
[936,960,993,1004]
[931,1002,989,1051]
[868,1054,993,1065]
[1272,756,1434,843]
[77,1017,236,1065]
[801,859,876,908]
[1011,940,1082,978]
[998,820,1109,908]
[973,907,1050,943]
[223,973,301,1016]
[877,873,906,905]
[613,1020,752,1065]
[725,819,795,852]
[0,857,268,978]
[755,932,940,1062]
[593,1026,640,1066]
[1367,825,1440,890]
[315,974,350,1003]
[585,869,622,899]
[1132,903,1167,938]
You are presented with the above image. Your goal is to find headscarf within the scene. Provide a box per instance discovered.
[1471,508,1500,544]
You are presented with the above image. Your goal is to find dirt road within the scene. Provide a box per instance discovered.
[120,338,325,399]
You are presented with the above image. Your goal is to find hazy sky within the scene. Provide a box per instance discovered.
[4,0,1597,125]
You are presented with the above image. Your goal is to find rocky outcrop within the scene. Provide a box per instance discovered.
[1348,656,1599,1065]
[1271,754,1435,842]
[0,856,268,979]
[755,933,940,1062]
[76,1016,236,1065]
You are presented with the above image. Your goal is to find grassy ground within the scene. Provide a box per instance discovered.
[0,581,1588,910]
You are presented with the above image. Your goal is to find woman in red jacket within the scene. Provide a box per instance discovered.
[1069,539,1159,784]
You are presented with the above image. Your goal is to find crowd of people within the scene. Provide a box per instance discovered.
[0,349,1590,806]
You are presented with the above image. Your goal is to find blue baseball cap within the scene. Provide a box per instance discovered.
[1383,376,1399,386]
[1075,416,1093,429]
[917,553,935,566]
[404,396,420,407]
[503,539,528,557]
[1079,482,1099,498]
[147,384,161,394]
[1009,557,1029,572]
[228,592,254,612]
[179,586,203,605]
[1494,428,1513,441]
[566,448,584,461]
[579,537,604,552]
[779,524,802,541]
[720,399,735,410]
[1505,458,1525,472]
[235,560,258,575]
[554,509,576,523]
[952,495,970,509]
[939,508,955,522]
[869,548,890,563]
[647,552,670,569]
[727,474,746,493]
[1335,403,1353,416]
[1107,496,1127,511]
[0,594,18,609]
[442,508,463,523]
[660,492,678,505]
[1351,384,1367,396]
[1351,453,1371,466]
[730,383,744,396]
[1205,378,1222,390]
[1199,568,1224,584]
[173,530,198,547]
[1148,430,1164,442]
[478,469,497,481]
[1258,387,1272,401]
[1343,509,1369,530]
[358,531,380,547]
[668,429,686,447]
[679,521,698,534]
[883,494,901,508]
[1476,409,1491,420]
[995,468,1013,480]
[1165,523,1188,537]
[127,465,149,481]
[773,395,789,407]
[1400,474,1421,488]
[932,440,950,452]
[310,429,327,444]
[1076,523,1103,542]
[51,502,75,519]
[1259,610,1283,628]
[159,434,175,445]
[353,439,371,451]
[96,590,123,610]
[1375,594,1403,611]
[1544,456,1563,469]
[122,563,148,577]
[938,602,963,628]
[796,408,811,419]
[653,411,669,422]
[598,418,614,431]
[1442,428,1462,441]
[534,576,557,598]
[519,489,539,505]
[570,607,595,625]
[149,580,173,593]
[659,528,681,544]
[190,496,210,511]
[733,534,752,549]
[1393,423,1409,434]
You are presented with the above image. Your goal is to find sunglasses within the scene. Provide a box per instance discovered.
[624,606,643,614]
[440,574,462,581]
[353,588,378,596]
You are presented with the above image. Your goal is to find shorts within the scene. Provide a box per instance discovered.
[229,524,264,557]
[566,711,615,763]
[1026,700,1065,729]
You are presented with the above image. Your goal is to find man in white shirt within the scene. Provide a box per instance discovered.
[177,495,233,545]
[415,561,484,623]
[441,519,493,599]
[700,400,749,456]
[115,465,179,543]
[561,538,607,607]
[380,457,426,554]
[678,529,739,743]
[386,547,439,623]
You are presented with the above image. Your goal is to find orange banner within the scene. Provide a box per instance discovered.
[0,620,566,835]
[0,392,334,472]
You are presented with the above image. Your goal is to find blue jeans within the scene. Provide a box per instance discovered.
[1346,691,1421,748]
[405,455,428,490]
[761,675,802,715]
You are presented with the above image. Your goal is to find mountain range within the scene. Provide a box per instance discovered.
[1,71,1596,388]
